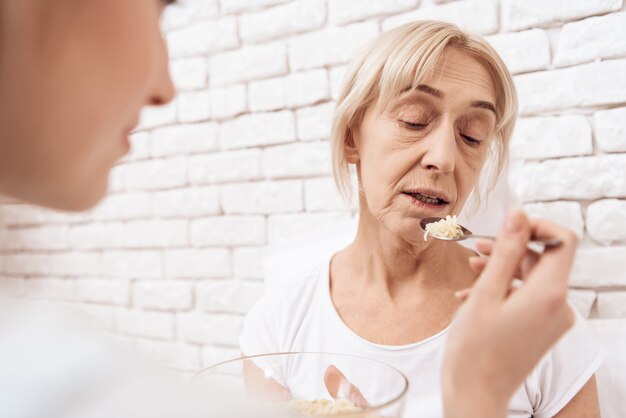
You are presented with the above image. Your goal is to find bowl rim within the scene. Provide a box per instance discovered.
[193,351,410,416]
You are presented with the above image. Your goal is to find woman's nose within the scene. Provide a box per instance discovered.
[420,124,456,174]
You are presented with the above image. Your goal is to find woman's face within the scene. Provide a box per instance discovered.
[351,49,497,244]
[0,0,175,211]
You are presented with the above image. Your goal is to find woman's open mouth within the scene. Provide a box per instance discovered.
[402,189,450,210]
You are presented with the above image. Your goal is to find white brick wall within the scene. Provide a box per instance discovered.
[100,251,162,279]
[119,158,188,191]
[233,247,264,279]
[190,216,266,246]
[209,43,288,86]
[221,180,303,214]
[133,281,194,311]
[163,248,231,279]
[219,110,296,149]
[162,0,219,31]
[262,141,332,178]
[166,17,238,58]
[485,29,551,75]
[289,22,379,71]
[516,59,626,114]
[196,280,264,314]
[522,201,585,238]
[382,0,499,35]
[500,0,622,31]
[328,0,417,25]
[138,100,177,130]
[1,0,625,379]
[219,0,290,15]
[512,155,626,201]
[571,248,626,288]
[296,102,335,141]
[170,57,207,90]
[177,90,211,123]
[151,124,219,157]
[285,69,330,108]
[595,107,626,152]
[189,149,262,184]
[510,116,592,160]
[597,293,626,318]
[91,192,153,221]
[587,199,626,243]
[152,187,221,218]
[239,0,326,42]
[555,12,626,67]
[77,279,130,306]
[116,309,175,340]
[209,84,247,120]
[246,69,330,110]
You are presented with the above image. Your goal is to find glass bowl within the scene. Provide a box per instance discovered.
[193,352,409,417]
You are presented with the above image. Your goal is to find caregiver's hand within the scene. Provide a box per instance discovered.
[442,209,578,418]
[324,365,371,408]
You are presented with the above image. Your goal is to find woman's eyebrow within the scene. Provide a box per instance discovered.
[416,84,443,99]
[471,101,496,115]
[414,84,496,115]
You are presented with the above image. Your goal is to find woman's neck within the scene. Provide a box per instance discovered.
[335,209,474,298]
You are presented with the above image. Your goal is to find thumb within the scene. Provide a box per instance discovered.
[472,208,531,300]
[324,365,371,408]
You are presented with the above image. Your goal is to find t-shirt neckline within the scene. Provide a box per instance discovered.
[320,254,452,352]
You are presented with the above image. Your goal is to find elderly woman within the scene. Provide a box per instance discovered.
[240,21,603,417]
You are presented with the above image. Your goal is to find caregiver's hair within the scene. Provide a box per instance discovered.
[331,20,518,204]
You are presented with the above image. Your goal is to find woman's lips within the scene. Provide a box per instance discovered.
[402,191,450,211]
[402,188,451,203]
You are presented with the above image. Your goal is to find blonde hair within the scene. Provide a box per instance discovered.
[331,20,518,209]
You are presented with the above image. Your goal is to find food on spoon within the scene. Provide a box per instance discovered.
[423,215,464,241]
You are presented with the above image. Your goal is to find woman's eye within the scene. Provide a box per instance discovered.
[401,121,428,131]
[460,133,481,145]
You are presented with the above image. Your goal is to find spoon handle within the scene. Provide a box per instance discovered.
[469,235,562,251]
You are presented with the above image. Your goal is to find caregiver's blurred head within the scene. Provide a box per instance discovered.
[331,21,518,246]
[0,0,175,211]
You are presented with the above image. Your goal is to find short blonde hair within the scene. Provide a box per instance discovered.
[331,20,518,205]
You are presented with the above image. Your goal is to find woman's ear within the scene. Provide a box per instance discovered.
[344,129,360,164]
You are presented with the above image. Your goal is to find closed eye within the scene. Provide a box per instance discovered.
[460,133,480,145]
[400,121,428,131]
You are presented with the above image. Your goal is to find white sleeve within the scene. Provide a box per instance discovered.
[239,292,283,356]
[531,307,606,418]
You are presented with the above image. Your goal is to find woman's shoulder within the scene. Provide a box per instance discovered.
[240,263,328,354]
[249,264,326,319]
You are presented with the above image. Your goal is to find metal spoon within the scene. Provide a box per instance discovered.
[420,217,562,251]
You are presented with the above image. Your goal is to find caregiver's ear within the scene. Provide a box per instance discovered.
[344,128,360,164]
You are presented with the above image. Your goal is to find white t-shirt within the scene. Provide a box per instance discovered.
[240,258,605,418]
